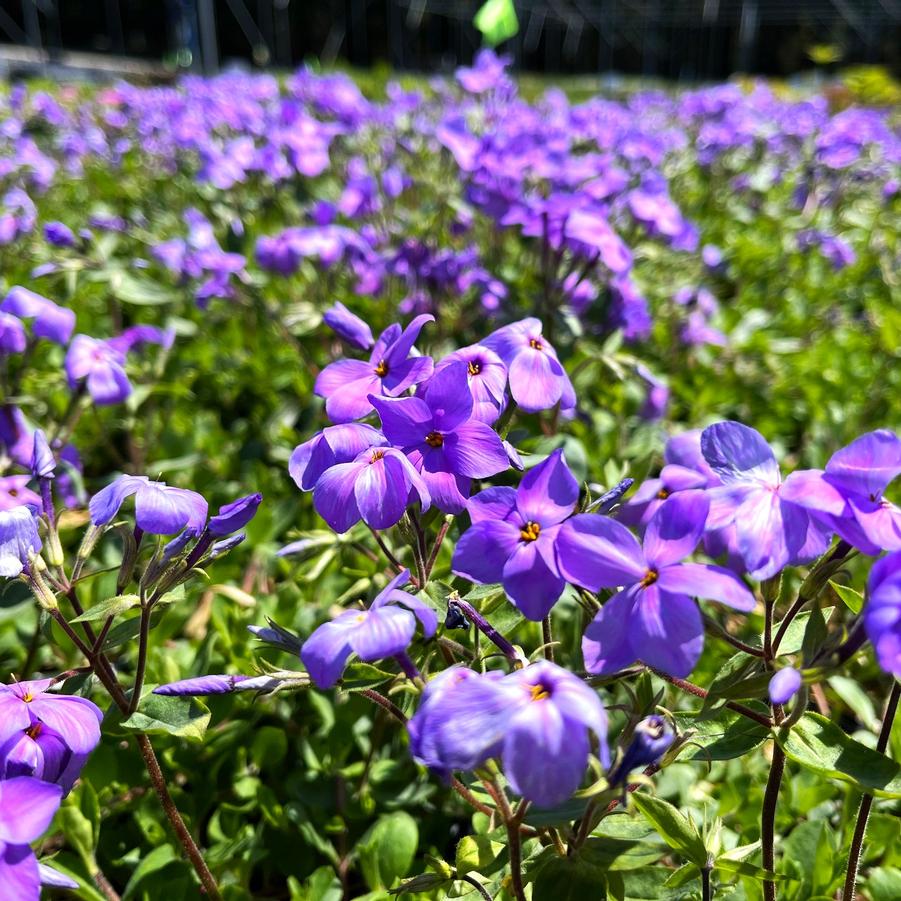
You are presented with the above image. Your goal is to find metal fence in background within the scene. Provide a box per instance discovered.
[0,0,899,81]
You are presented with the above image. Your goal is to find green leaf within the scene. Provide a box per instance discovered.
[121,693,211,742]
[340,663,396,692]
[387,872,450,895]
[776,607,836,655]
[121,845,181,899]
[714,857,789,883]
[673,708,769,760]
[827,675,879,730]
[801,603,828,662]
[865,867,901,901]
[358,811,418,890]
[776,713,901,798]
[631,794,707,867]
[114,273,179,306]
[456,833,506,877]
[582,818,668,871]
[71,593,141,623]
[829,580,864,613]
[531,851,606,900]
[473,0,519,46]
[781,819,836,897]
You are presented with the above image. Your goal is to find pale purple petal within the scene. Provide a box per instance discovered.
[515,449,579,526]
[0,843,40,901]
[643,490,708,569]
[351,606,416,660]
[355,454,411,529]
[701,421,780,487]
[632,587,704,678]
[467,486,517,523]
[556,514,647,591]
[769,668,802,704]
[313,461,363,533]
[825,430,901,499]
[0,776,62,843]
[28,694,102,756]
[452,520,520,584]
[657,562,756,611]
[370,395,434,447]
[382,355,434,396]
[422,361,474,432]
[300,614,358,689]
[780,469,847,515]
[384,313,434,366]
[508,349,563,412]
[88,475,146,526]
[502,540,566,621]
[444,421,509,479]
[582,588,639,675]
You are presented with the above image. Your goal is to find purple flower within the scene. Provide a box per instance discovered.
[768,668,802,705]
[452,449,578,620]
[30,430,54,481]
[301,570,437,688]
[43,221,75,248]
[0,477,42,513]
[780,430,901,555]
[1,287,75,346]
[608,715,675,786]
[481,318,575,414]
[0,680,102,793]
[313,444,430,534]
[322,302,374,350]
[289,423,386,492]
[89,475,208,535]
[0,507,42,577]
[701,421,831,580]
[154,674,281,696]
[0,313,26,355]
[0,776,64,900]
[371,363,509,513]
[408,661,609,808]
[432,345,508,424]
[65,335,130,405]
[315,314,435,423]
[864,551,901,676]
[557,492,755,677]
[636,365,669,421]
[208,493,262,536]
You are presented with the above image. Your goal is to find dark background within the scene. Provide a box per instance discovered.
[1,0,899,80]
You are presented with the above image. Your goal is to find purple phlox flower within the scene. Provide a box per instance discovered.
[106,325,175,355]
[864,551,901,676]
[0,680,102,794]
[779,430,901,555]
[557,491,755,678]
[481,318,576,415]
[636,364,669,421]
[0,507,42,577]
[409,660,608,808]
[702,245,724,270]
[456,49,512,94]
[768,667,802,705]
[248,618,303,655]
[619,465,708,530]
[313,441,430,533]
[701,421,832,580]
[0,313,26,355]
[314,314,435,423]
[0,776,64,900]
[289,423,386,492]
[39,861,79,890]
[563,208,633,274]
[1,287,75,346]
[30,430,54,481]
[43,221,75,248]
[153,673,282,696]
[301,569,437,688]
[371,362,509,513]
[208,493,262,536]
[682,310,727,348]
[0,477,42,514]
[65,335,131,405]
[322,302,374,350]
[608,715,675,786]
[89,475,208,535]
[452,449,578,621]
[432,344,508,425]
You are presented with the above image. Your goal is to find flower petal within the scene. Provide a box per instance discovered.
[468,486,517,523]
[582,588,639,676]
[300,616,357,689]
[507,349,563,412]
[422,361,474,432]
[825,430,901,499]
[515,449,579,526]
[657,562,756,611]
[351,606,417,661]
[701,421,780,486]
[313,461,363,533]
[444,421,509,479]
[0,776,62,844]
[643,490,708,569]
[370,395,434,448]
[631,587,704,678]
[452,520,521,584]
[557,514,647,591]
[502,540,566,621]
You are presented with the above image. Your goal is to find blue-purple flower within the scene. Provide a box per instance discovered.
[408,660,609,808]
[290,423,387,492]
[432,345,508,425]
[864,551,901,676]
[209,493,262,536]
[768,668,802,705]
[322,302,374,350]
[0,478,42,514]
[371,362,509,513]
[89,475,208,535]
[301,570,437,688]
[1,287,74,346]
[315,314,434,423]
[608,715,675,786]
[0,508,42,577]
[558,491,755,677]
[701,421,831,580]
[452,449,578,620]
[481,318,575,414]
[0,314,26,355]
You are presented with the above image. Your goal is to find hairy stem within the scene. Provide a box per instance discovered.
[762,702,785,901]
[541,616,555,663]
[841,680,901,901]
[128,603,153,714]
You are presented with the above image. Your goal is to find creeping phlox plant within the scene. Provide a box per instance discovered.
[0,49,899,901]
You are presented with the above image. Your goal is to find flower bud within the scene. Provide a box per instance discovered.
[247,618,303,655]
[608,715,675,786]
[31,429,55,480]
[768,667,802,705]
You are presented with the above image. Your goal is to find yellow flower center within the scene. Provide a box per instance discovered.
[640,570,659,588]
[425,431,444,448]
[520,521,541,542]
[530,683,551,702]
[656,488,670,500]
[25,722,42,740]
[370,450,385,463]
[374,359,389,378]
[467,360,482,376]
[529,338,543,351]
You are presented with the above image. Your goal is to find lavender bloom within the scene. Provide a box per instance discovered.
[608,715,675,786]
[481,318,576,414]
[315,314,434,423]
[780,430,901,554]
[0,477,42,513]
[30,430,54,480]
[0,680,102,794]
[39,862,79,890]
[301,570,437,688]
[0,313,26,354]
[0,508,42,577]
[248,618,303,655]
[371,363,509,513]
[432,345,508,424]
[208,493,262,536]
[289,423,386,492]
[768,668,802,705]
[1,287,75,346]
[89,475,208,535]
[154,674,282,696]
[452,449,578,620]
[864,551,901,675]
[43,222,75,248]
[701,421,831,580]
[558,492,755,678]
[0,776,64,900]
[636,365,669,421]
[409,661,609,808]
[313,442,430,533]
[322,302,374,350]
